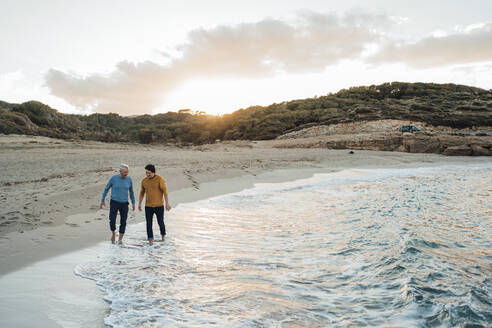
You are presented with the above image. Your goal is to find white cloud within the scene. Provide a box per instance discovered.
[369,22,492,68]
[44,12,492,116]
[0,69,82,113]
[46,61,178,115]
[45,11,381,115]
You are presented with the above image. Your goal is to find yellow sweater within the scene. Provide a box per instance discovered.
[140,174,168,207]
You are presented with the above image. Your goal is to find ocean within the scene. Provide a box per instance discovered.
[75,164,492,327]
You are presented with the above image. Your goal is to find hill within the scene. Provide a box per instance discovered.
[1,82,491,146]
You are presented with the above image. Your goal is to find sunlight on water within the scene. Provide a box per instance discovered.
[75,164,492,327]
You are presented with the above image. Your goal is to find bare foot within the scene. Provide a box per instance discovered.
[111,232,116,244]
[161,236,166,242]
[149,240,154,246]
[118,239,123,245]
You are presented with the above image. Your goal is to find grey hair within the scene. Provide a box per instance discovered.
[119,163,129,171]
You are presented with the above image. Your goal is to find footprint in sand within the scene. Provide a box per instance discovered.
[183,170,200,190]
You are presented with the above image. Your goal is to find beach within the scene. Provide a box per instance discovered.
[1,134,491,327]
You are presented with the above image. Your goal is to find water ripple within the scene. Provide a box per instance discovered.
[75,164,492,327]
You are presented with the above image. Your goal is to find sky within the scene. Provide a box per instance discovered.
[1,0,492,116]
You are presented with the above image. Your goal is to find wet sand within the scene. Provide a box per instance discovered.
[1,134,491,327]
[1,134,490,276]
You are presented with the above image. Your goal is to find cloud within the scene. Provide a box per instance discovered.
[45,12,380,115]
[46,61,179,115]
[176,11,382,75]
[369,23,492,68]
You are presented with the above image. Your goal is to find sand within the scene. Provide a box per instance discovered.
[1,134,491,327]
[2,134,492,275]
[0,244,107,328]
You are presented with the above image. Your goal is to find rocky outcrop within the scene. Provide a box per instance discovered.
[442,145,473,156]
[470,144,492,156]
[318,135,403,151]
[274,120,492,156]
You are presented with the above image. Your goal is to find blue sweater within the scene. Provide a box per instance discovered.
[101,174,135,204]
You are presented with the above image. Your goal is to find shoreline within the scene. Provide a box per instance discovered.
[0,242,108,328]
[1,160,491,328]
[1,156,491,327]
[2,151,491,276]
[5,135,490,276]
[0,167,339,328]
[0,166,330,276]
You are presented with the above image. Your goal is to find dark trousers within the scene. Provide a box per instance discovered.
[145,206,165,240]
[109,200,129,234]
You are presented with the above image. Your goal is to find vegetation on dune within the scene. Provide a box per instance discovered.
[1,82,491,144]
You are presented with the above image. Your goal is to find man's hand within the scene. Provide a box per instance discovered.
[132,204,135,211]
[138,204,142,211]
[166,203,172,211]
[100,202,105,209]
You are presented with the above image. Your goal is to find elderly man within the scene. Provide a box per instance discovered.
[138,164,171,245]
[100,164,136,244]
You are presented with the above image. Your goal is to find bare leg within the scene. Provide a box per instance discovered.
[149,240,153,246]
[111,231,116,244]
[118,233,124,245]
[161,236,166,242]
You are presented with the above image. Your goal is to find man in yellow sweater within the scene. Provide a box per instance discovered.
[138,164,172,245]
